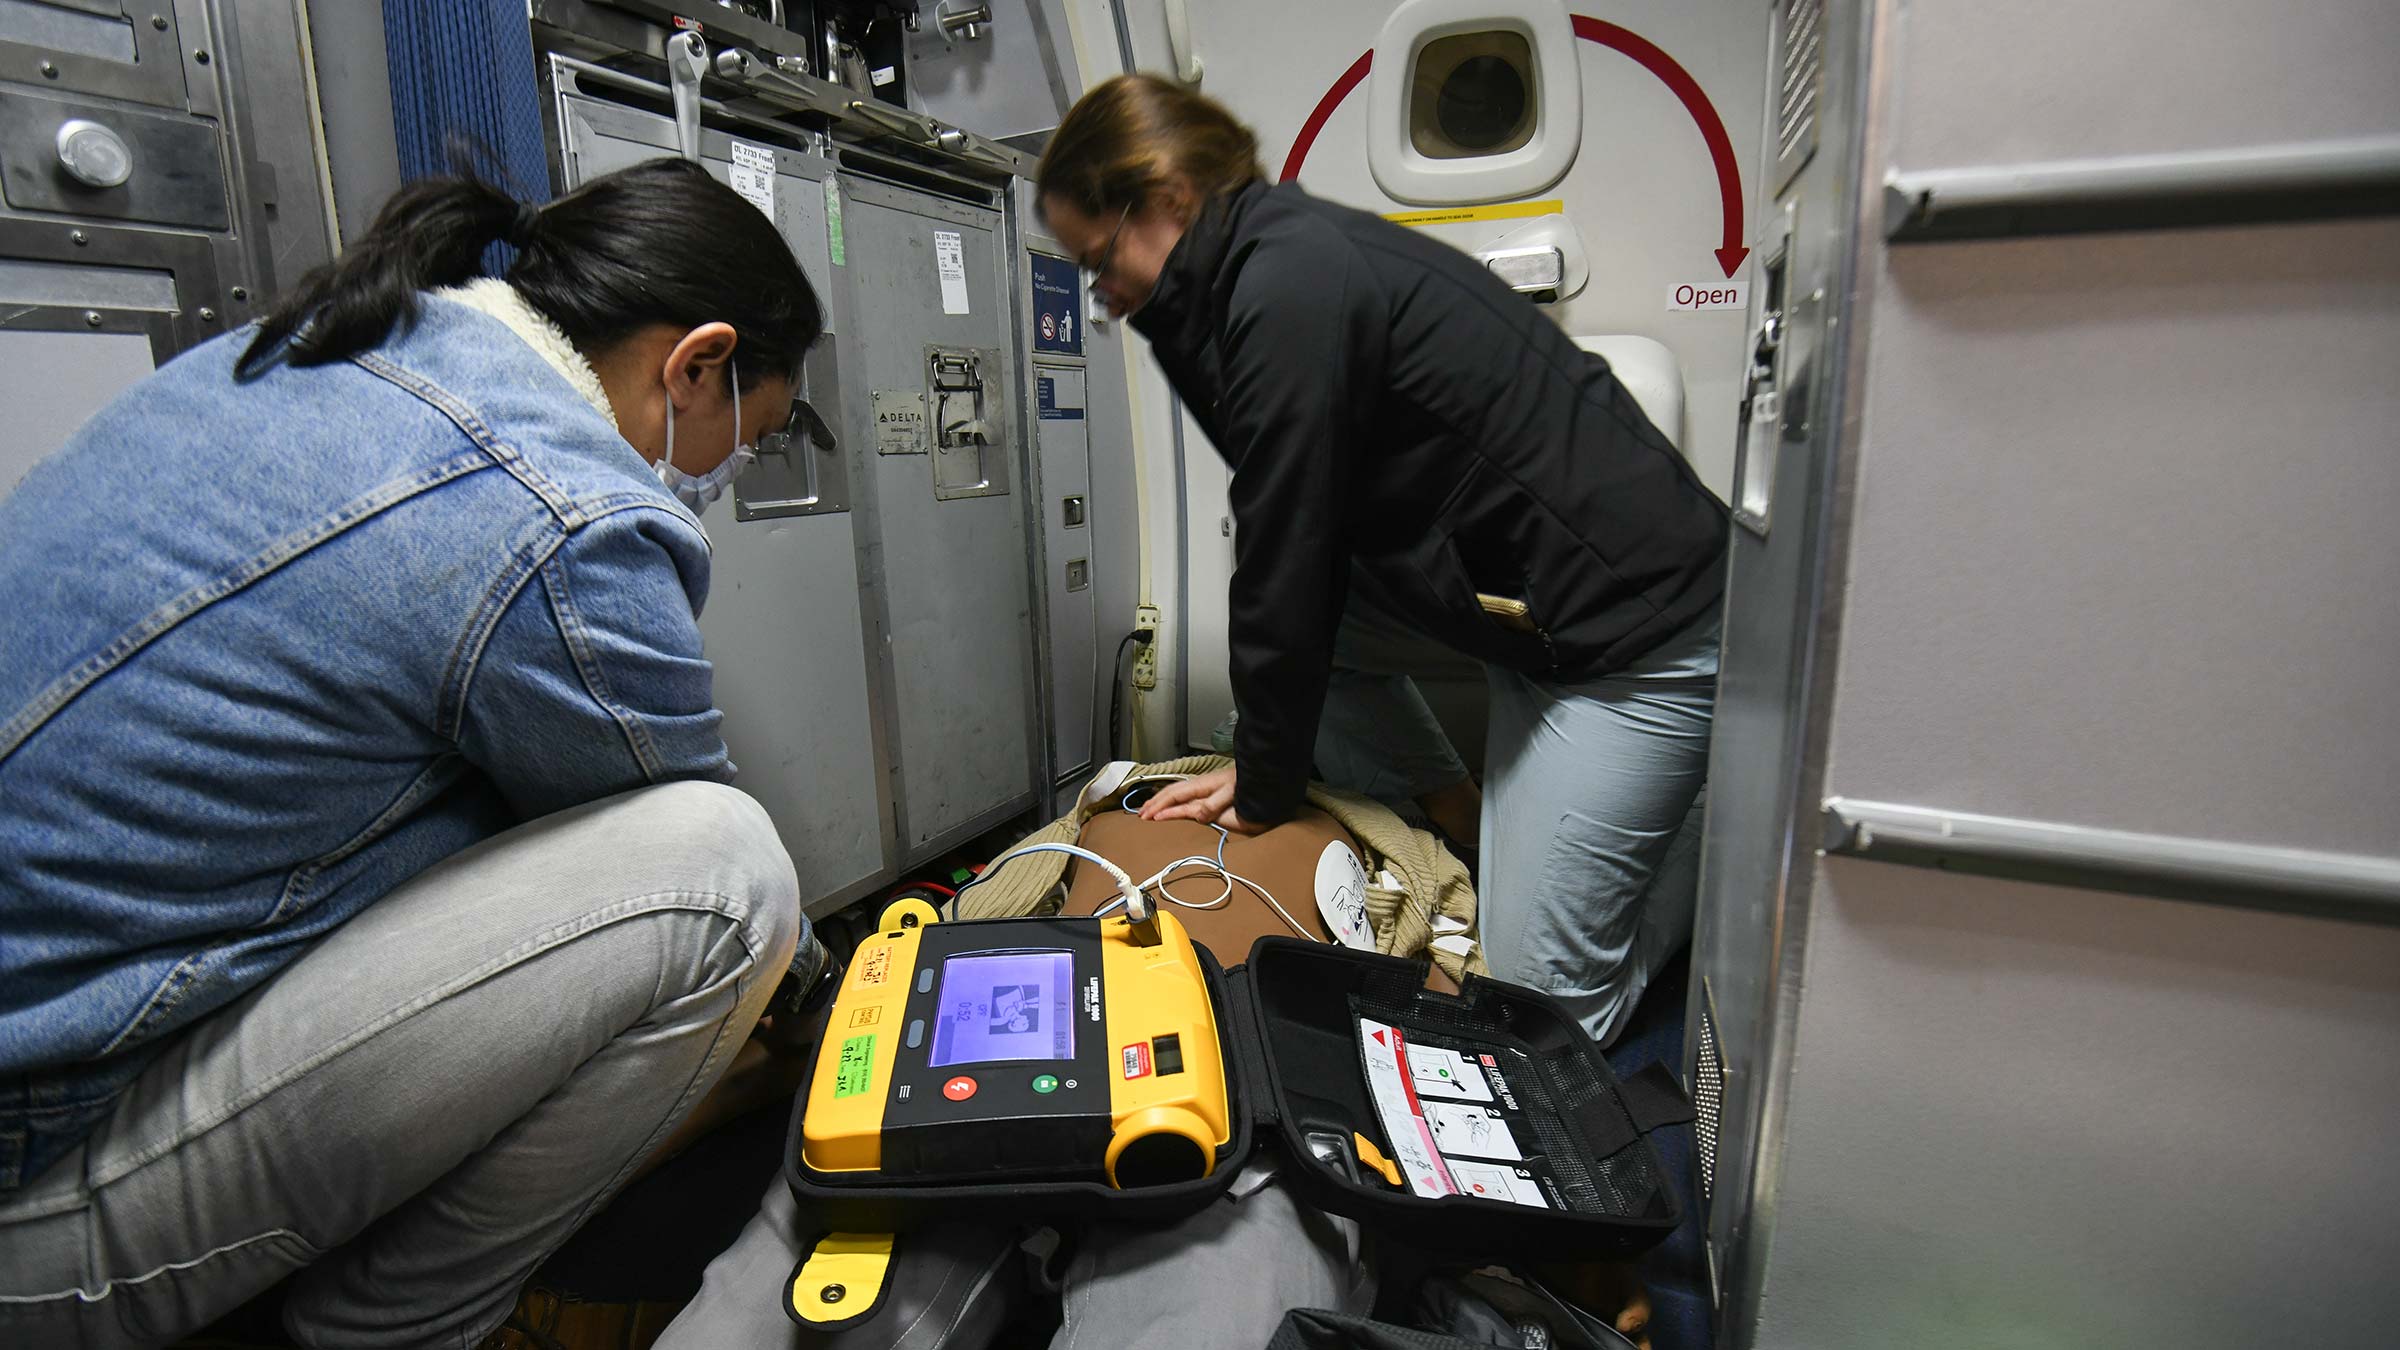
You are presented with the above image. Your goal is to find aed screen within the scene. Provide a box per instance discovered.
[927,950,1076,1068]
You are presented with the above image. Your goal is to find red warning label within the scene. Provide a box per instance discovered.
[1121,1042,1151,1080]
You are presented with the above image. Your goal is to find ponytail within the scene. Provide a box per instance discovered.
[240,176,520,377]
[241,157,821,389]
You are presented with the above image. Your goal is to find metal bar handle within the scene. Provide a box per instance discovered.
[665,31,708,164]
[1884,136,2400,241]
[1822,797,2400,926]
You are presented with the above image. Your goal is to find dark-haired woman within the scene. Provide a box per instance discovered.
[0,159,819,1344]
[1048,77,1726,1047]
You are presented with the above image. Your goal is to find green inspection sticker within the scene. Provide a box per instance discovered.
[834,1034,874,1097]
[824,177,845,267]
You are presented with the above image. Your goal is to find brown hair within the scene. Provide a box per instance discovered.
[1036,74,1265,219]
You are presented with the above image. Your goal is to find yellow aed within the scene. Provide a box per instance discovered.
[799,898,1231,1189]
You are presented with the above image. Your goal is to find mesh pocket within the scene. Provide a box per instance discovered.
[1530,1043,1660,1217]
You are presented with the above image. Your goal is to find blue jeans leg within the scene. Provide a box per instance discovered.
[1478,608,1719,1045]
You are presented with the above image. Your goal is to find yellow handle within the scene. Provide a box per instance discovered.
[789,1231,896,1325]
[877,896,941,931]
[1353,1132,1404,1187]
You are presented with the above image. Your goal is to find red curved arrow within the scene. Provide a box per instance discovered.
[1280,19,1747,278]
[1280,50,1375,185]
[1571,16,1747,276]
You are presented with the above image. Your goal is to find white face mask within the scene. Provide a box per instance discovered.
[655,353,755,516]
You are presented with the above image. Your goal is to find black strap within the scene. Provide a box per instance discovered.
[1617,1060,1697,1134]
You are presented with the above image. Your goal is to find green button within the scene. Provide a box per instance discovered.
[1032,1074,1060,1094]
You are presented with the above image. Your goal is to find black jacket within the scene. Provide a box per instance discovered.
[1132,181,1728,824]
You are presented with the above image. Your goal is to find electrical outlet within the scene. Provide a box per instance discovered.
[1131,605,1162,690]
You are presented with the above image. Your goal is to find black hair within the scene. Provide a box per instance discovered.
[239,158,820,390]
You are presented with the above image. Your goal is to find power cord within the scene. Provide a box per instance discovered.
[1108,628,1153,762]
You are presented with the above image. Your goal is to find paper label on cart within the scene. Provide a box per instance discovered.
[1358,1019,1456,1198]
[934,230,970,314]
[1424,1101,1524,1160]
[1447,1159,1550,1208]
[726,143,776,220]
[1407,1044,1493,1102]
[1314,842,1375,950]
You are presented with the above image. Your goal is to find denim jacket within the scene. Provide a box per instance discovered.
[0,287,731,1190]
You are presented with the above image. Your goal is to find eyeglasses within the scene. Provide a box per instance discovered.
[1080,204,1133,297]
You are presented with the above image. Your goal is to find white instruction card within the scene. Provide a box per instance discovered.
[934,230,970,315]
[1424,1100,1525,1161]
[1446,1158,1551,1209]
[1357,1018,1456,1198]
[727,141,776,221]
[1407,1044,1494,1102]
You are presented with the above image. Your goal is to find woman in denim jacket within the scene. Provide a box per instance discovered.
[0,157,818,1346]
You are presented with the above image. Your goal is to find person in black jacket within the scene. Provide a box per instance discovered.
[1037,76,1727,1045]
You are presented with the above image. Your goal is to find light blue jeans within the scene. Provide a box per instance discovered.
[0,782,800,1348]
[1314,590,1719,1045]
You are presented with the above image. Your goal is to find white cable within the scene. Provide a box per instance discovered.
[1218,866,1316,940]
[954,841,1143,916]
[959,780,1319,942]
[1092,857,1317,941]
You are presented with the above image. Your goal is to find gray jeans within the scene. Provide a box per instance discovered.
[657,1154,1372,1350]
[0,781,801,1349]
[1314,590,1719,1045]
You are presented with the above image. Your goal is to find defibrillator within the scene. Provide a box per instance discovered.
[799,897,1233,1190]
[783,905,1694,1337]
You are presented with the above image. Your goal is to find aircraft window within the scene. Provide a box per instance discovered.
[1411,31,1537,160]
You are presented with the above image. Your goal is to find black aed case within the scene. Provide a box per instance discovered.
[782,924,1694,1333]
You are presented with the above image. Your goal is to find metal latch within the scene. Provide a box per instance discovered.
[929,352,991,446]
[1478,244,1565,303]
[1730,238,1790,536]
[925,345,1010,500]
[936,1,994,41]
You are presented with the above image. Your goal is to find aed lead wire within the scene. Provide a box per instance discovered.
[1111,782,1313,938]
[949,842,1146,920]
[951,781,1317,940]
